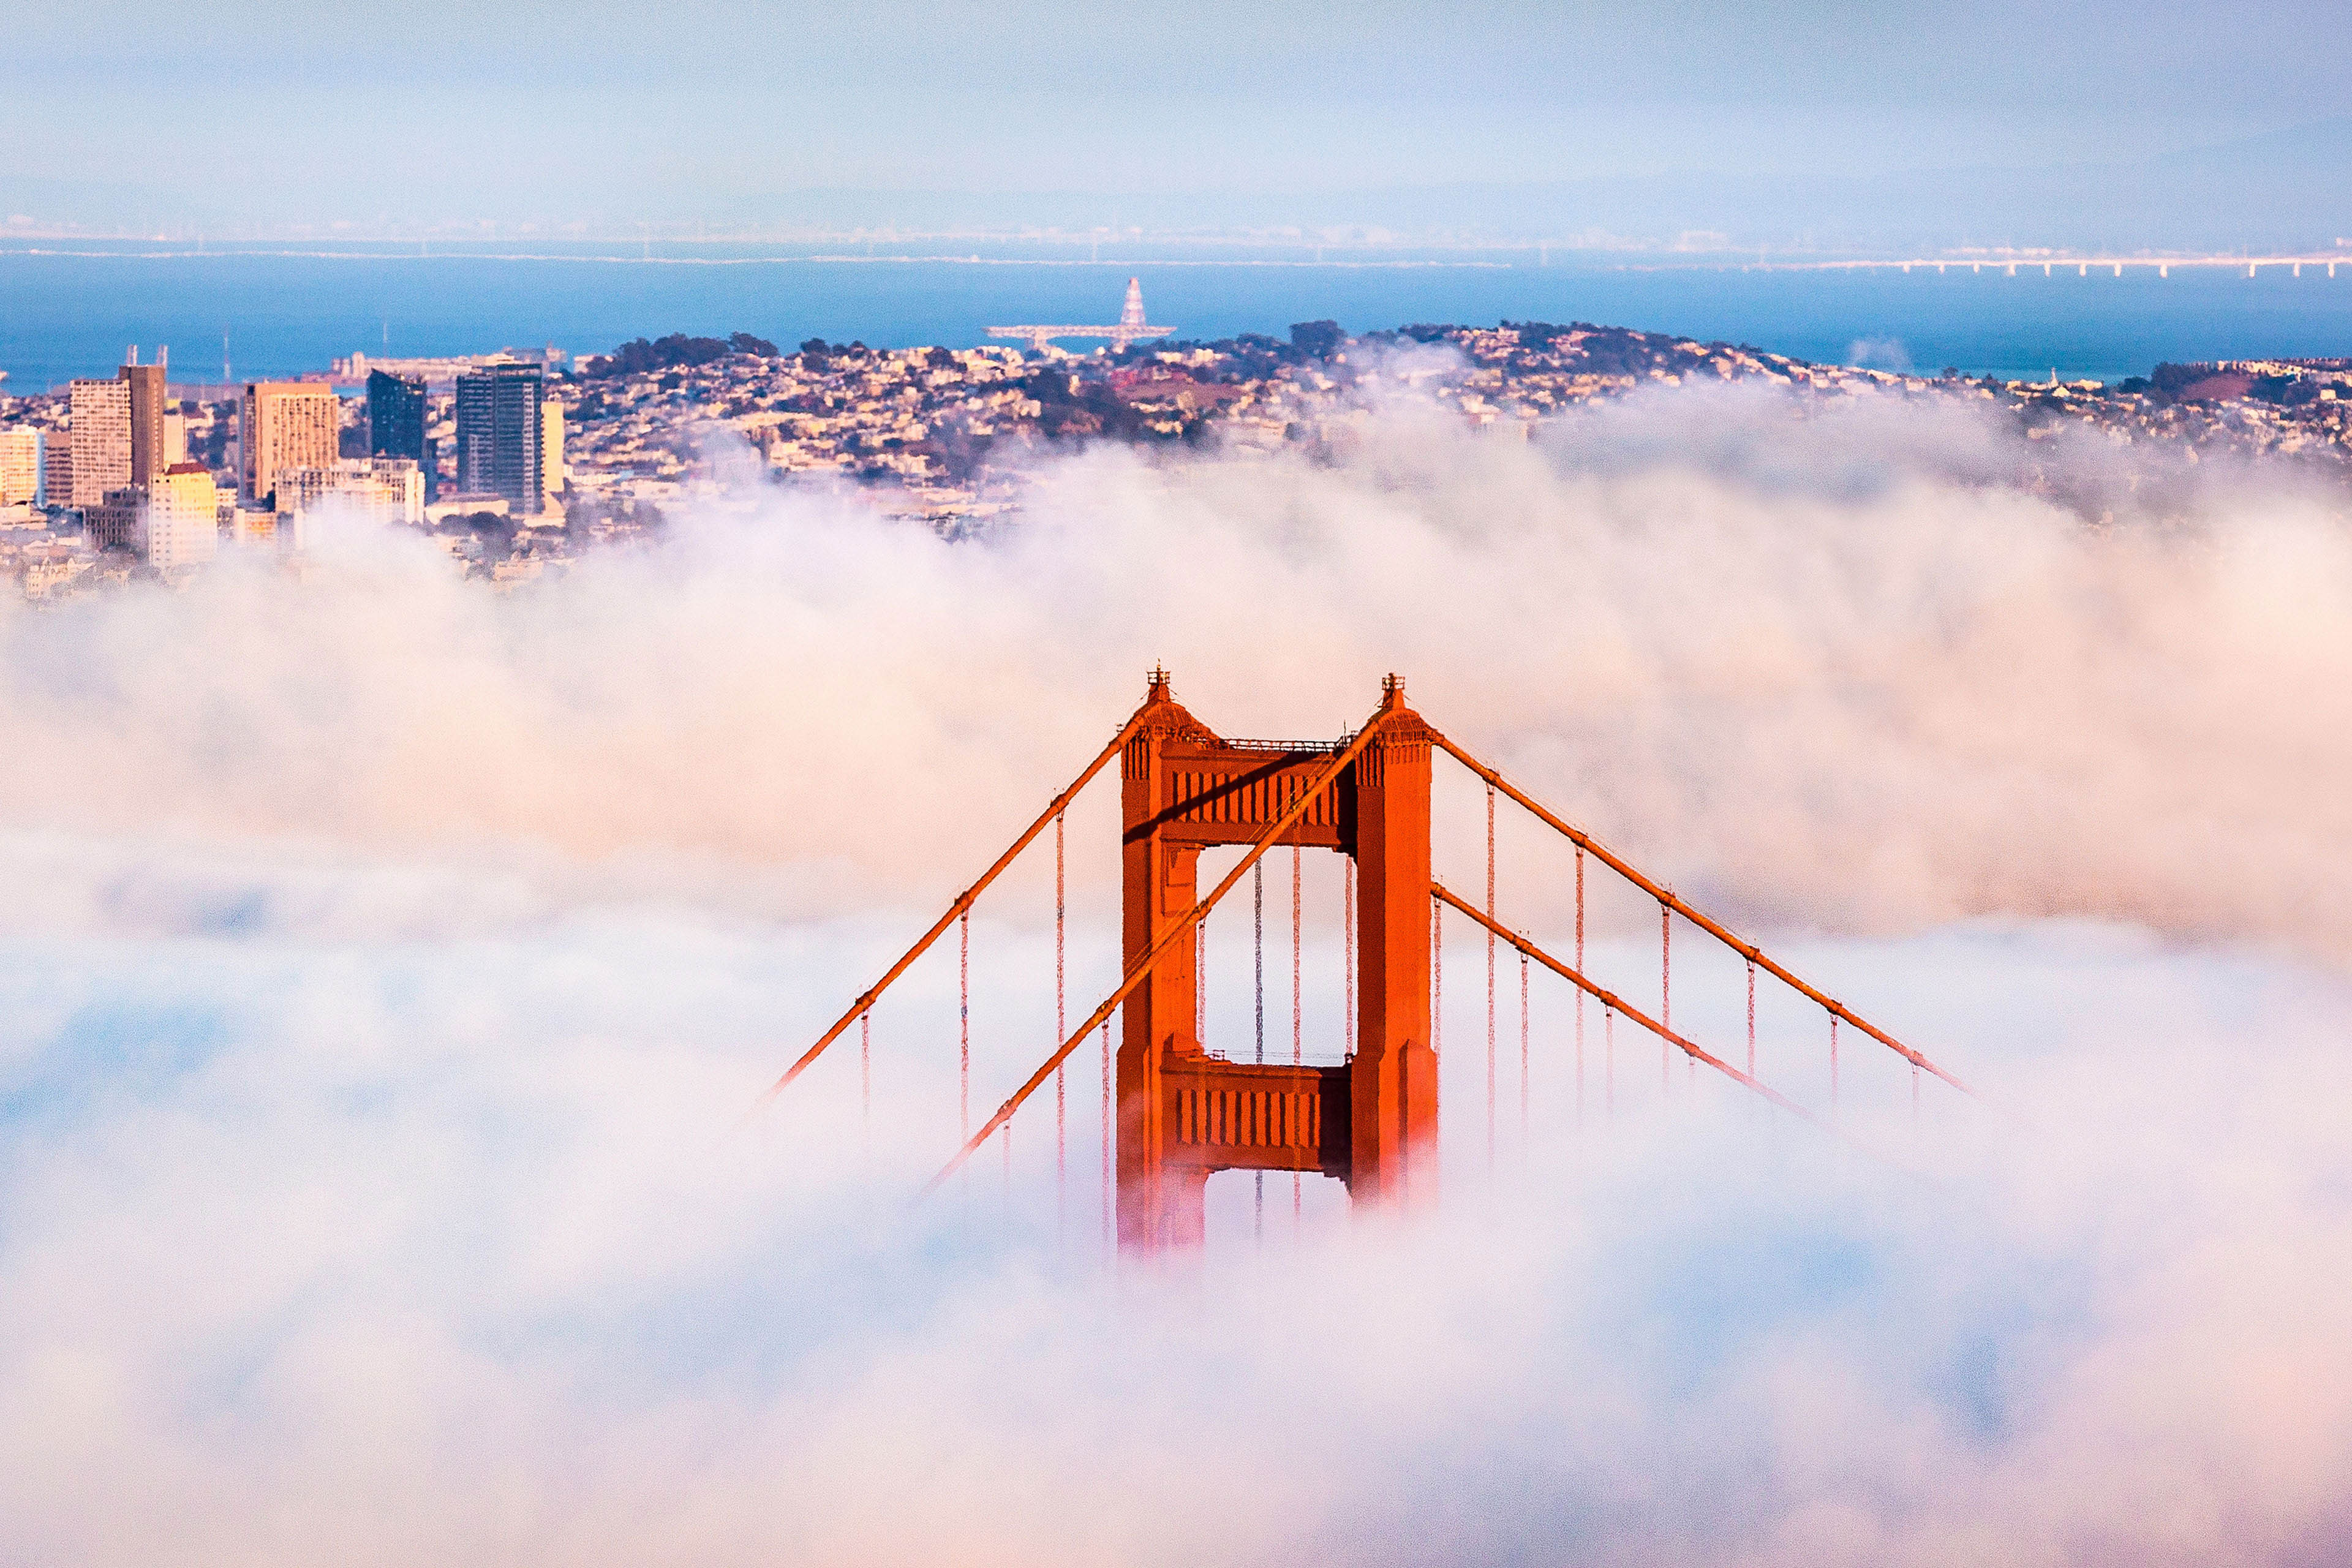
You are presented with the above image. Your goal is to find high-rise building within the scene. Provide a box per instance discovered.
[454,363,543,514]
[69,379,132,507]
[119,347,169,489]
[273,458,424,529]
[86,488,143,552]
[240,381,341,503]
[0,426,42,507]
[368,369,427,460]
[42,432,72,510]
[541,399,565,495]
[146,463,220,571]
[368,368,431,501]
[88,466,221,571]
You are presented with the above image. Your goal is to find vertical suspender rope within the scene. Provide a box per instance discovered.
[1099,1019,1112,1254]
[1254,859,1264,1242]
[1055,813,1066,1234]
[859,1011,870,1133]
[1431,894,1443,1058]
[1604,1005,1615,1115]
[1254,861,1265,1064]
[1344,859,1356,1059]
[1519,949,1531,1137]
[1486,781,1497,1171]
[1291,843,1302,1064]
[1660,902,1672,1094]
[1746,960,1757,1079]
[959,910,970,1145]
[1830,1014,1840,1115]
[1293,842,1303,1226]
[1574,847,1586,1126]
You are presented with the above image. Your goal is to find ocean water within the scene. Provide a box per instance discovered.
[2,242,2348,392]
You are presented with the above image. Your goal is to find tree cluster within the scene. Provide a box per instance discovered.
[584,331,780,378]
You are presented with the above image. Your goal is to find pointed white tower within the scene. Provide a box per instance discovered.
[1120,277,1147,331]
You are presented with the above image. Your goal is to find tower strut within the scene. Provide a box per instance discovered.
[758,710,1147,1109]
[923,702,1396,1194]
[1423,727,1970,1096]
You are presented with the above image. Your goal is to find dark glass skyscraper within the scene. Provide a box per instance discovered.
[368,369,431,499]
[453,363,543,514]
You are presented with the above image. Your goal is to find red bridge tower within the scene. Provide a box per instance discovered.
[1118,673,1438,1248]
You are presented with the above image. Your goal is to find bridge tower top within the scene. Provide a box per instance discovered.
[1117,669,1436,1250]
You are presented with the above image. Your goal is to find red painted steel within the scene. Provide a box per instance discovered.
[780,668,1965,1250]
[1433,883,1841,1136]
[760,713,1144,1106]
[928,682,1397,1202]
[1112,671,1437,1248]
[1423,727,1972,1097]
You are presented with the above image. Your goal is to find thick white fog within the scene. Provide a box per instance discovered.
[4,382,2351,1565]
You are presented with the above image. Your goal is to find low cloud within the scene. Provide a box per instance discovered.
[3,382,2351,1563]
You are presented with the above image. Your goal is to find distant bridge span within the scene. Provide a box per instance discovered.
[1742,252,2350,279]
[988,276,1175,353]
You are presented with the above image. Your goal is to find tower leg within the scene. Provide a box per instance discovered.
[1351,685,1438,1207]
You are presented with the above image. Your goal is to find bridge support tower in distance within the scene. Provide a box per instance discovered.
[1118,673,1438,1250]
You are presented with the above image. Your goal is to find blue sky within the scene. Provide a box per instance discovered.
[4,1,2347,239]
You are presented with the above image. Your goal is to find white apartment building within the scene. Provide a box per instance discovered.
[145,464,220,571]
[69,379,132,507]
[273,458,425,528]
[0,426,42,506]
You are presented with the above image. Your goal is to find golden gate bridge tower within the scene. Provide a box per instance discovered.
[764,672,1970,1253]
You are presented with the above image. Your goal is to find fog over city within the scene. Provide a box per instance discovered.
[5,380,2351,1563]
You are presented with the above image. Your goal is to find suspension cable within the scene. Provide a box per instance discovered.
[760,711,1144,1108]
[926,704,1395,1194]
[1422,727,1970,1095]
[1434,883,1840,1133]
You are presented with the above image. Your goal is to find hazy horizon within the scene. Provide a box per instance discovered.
[5,1,2348,251]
